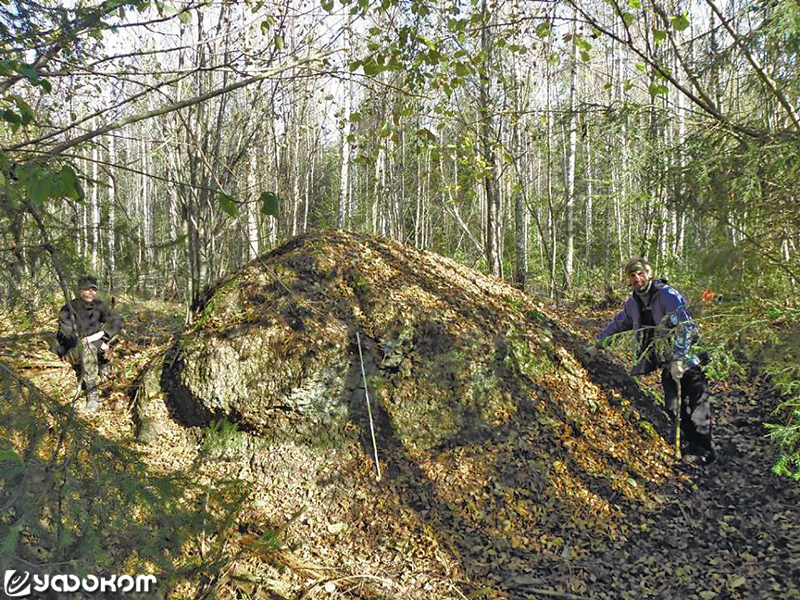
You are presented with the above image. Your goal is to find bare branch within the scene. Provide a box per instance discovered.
[24,53,331,163]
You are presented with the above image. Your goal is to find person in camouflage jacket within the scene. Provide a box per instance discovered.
[57,275,123,412]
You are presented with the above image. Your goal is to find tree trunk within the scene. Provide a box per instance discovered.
[338,17,352,230]
[107,134,116,292]
[479,0,501,276]
[563,21,579,290]
[247,151,260,260]
[90,142,100,274]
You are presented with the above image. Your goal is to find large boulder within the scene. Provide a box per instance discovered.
[139,228,677,464]
[133,229,680,597]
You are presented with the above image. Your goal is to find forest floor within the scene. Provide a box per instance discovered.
[1,290,799,600]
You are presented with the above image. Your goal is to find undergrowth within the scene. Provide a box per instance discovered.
[692,299,800,479]
[0,363,252,598]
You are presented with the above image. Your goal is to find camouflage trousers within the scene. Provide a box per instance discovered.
[66,343,101,399]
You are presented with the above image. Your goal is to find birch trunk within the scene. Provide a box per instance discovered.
[479,0,501,276]
[107,134,116,291]
[338,16,352,230]
[90,143,100,274]
[248,151,260,260]
[563,21,579,290]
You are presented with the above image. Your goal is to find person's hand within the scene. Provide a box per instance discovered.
[670,360,687,380]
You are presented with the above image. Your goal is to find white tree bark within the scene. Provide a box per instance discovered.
[563,19,579,290]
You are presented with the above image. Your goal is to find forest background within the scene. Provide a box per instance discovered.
[0,0,799,475]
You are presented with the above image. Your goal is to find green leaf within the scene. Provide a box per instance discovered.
[349,111,362,122]
[11,96,36,125]
[729,576,746,589]
[321,0,334,12]
[0,521,23,559]
[655,66,672,80]
[672,12,690,31]
[621,11,634,26]
[2,109,21,124]
[274,35,284,50]
[699,592,716,600]
[20,64,39,85]
[0,449,22,464]
[56,529,75,552]
[362,57,382,76]
[177,9,191,24]
[29,175,53,209]
[648,82,669,96]
[19,106,35,125]
[217,193,238,217]
[580,50,590,62]
[535,21,551,38]
[627,0,642,8]
[57,165,82,200]
[547,53,560,66]
[259,191,280,217]
[40,79,52,93]
[653,28,667,43]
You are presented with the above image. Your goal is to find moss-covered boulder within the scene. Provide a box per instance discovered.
[134,229,683,597]
[142,228,675,478]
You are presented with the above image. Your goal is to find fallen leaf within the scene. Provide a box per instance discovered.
[326,522,347,534]
[729,576,746,589]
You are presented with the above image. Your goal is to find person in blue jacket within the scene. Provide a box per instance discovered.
[587,257,715,464]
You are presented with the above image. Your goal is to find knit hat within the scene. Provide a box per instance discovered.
[77,275,98,291]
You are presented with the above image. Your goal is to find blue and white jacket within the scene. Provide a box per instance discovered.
[597,280,699,374]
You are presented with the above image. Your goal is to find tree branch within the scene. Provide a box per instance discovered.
[568,0,766,141]
[703,0,800,135]
[27,54,330,163]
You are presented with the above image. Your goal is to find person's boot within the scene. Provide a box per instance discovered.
[85,388,99,413]
[698,443,717,465]
[699,446,717,465]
